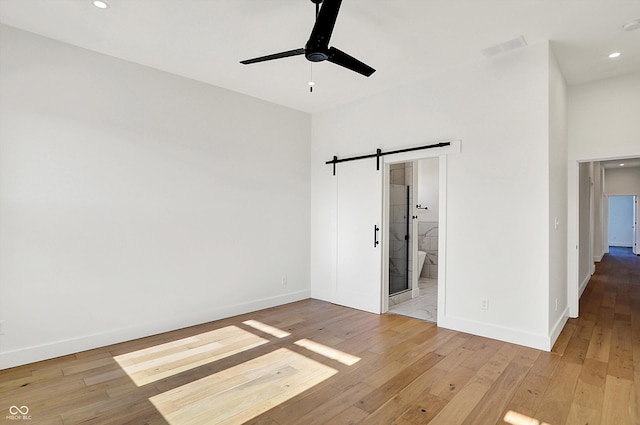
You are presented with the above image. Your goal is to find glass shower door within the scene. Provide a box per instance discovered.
[389,184,411,295]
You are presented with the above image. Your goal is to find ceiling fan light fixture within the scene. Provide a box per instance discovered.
[307,52,328,62]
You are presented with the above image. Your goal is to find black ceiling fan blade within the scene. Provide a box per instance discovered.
[327,47,376,77]
[240,48,305,65]
[308,0,342,48]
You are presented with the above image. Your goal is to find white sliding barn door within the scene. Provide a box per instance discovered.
[335,160,383,313]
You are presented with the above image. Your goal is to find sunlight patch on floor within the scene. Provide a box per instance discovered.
[242,319,291,338]
[504,410,550,425]
[149,347,337,425]
[294,338,361,366]
[114,325,268,386]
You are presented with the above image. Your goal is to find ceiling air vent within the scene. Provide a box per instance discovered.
[482,36,528,57]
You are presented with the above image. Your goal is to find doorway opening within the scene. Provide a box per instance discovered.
[608,195,638,255]
[386,157,440,323]
[571,156,640,317]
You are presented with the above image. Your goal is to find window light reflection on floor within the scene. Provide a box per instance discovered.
[242,319,291,338]
[149,347,337,425]
[294,338,360,366]
[504,410,550,425]
[114,325,268,386]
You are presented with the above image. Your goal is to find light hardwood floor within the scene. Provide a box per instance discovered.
[1,250,638,425]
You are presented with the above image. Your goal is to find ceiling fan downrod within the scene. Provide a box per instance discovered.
[311,0,323,19]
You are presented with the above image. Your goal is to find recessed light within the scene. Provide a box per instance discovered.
[93,1,109,9]
[620,163,625,167]
[623,19,640,32]
[608,52,621,59]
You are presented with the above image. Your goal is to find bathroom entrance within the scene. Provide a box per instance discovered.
[386,157,440,323]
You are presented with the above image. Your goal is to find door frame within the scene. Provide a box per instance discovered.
[569,156,640,318]
[635,195,639,255]
[381,140,460,321]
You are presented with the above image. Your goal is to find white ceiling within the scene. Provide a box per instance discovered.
[1,0,639,113]
[601,157,640,168]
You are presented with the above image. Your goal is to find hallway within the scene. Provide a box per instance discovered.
[550,245,640,423]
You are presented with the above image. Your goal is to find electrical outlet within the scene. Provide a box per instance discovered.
[282,276,287,286]
[0,320,5,335]
[481,298,489,310]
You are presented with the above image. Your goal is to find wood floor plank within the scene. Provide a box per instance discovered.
[600,375,634,425]
[461,362,530,425]
[608,320,634,380]
[362,365,449,424]
[586,326,612,363]
[469,344,519,387]
[323,405,369,425]
[534,359,582,425]
[428,366,475,401]
[426,381,491,425]
[289,382,375,425]
[572,358,607,411]
[356,351,444,413]
[390,394,449,425]
[566,402,601,425]
[562,332,591,365]
[508,372,550,413]
[552,322,576,355]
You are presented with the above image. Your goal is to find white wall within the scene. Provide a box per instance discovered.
[605,166,640,196]
[567,73,640,316]
[311,42,555,349]
[593,162,605,261]
[577,163,592,290]
[548,48,568,337]
[0,25,311,369]
[568,73,640,160]
[417,158,439,221]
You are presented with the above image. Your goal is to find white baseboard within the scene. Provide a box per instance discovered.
[0,290,310,370]
[549,307,570,349]
[578,273,591,298]
[438,315,552,351]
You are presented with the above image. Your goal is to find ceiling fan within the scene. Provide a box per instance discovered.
[240,0,375,77]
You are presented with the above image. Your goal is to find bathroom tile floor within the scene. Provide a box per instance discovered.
[388,277,437,322]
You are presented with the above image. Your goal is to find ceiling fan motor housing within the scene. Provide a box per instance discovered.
[306,51,329,62]
[305,35,330,62]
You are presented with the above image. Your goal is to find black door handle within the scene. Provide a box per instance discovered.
[374,225,380,247]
